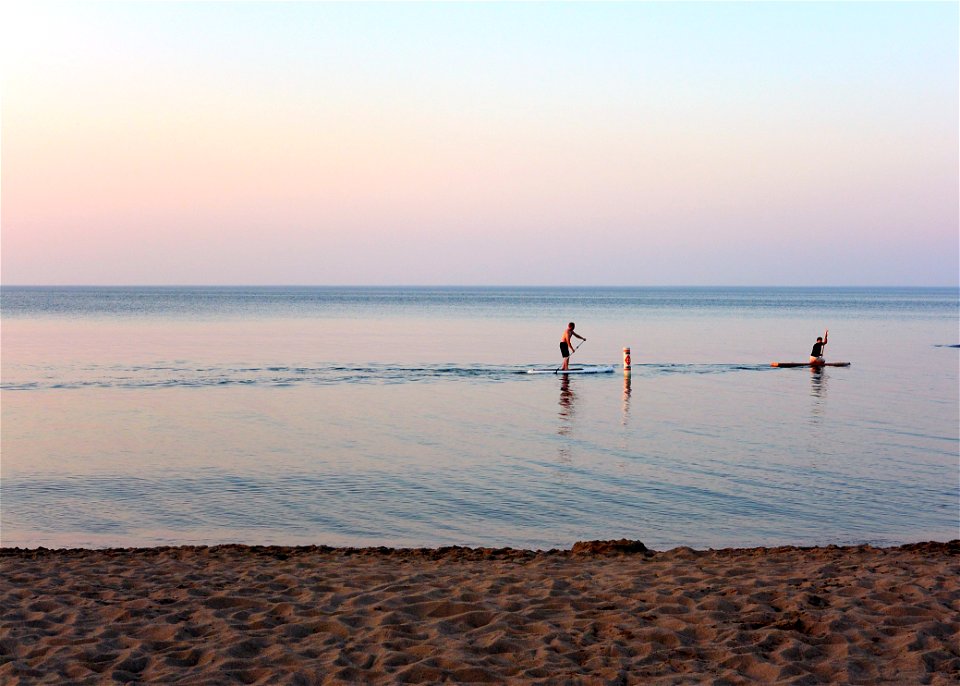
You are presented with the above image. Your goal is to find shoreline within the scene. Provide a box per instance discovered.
[2,537,956,558]
[2,539,957,684]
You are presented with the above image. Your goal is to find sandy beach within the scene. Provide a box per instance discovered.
[1,540,957,685]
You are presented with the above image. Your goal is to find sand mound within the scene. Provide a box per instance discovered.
[570,539,652,555]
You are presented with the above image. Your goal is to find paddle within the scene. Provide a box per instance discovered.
[555,339,585,374]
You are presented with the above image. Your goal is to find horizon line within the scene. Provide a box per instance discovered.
[2,283,957,290]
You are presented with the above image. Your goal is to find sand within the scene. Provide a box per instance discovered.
[1,539,957,685]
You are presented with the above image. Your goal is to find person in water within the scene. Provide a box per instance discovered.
[810,329,829,364]
[560,322,586,371]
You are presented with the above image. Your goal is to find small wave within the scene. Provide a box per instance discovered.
[1,361,780,391]
[631,363,771,375]
[1,364,532,391]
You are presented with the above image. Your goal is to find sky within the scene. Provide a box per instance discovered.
[2,1,957,286]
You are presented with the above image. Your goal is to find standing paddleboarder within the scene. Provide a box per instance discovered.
[560,322,586,371]
[810,330,828,364]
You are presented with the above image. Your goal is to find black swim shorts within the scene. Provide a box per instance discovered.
[560,341,570,358]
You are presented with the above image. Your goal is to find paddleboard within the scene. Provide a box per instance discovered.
[527,365,616,375]
[770,362,851,368]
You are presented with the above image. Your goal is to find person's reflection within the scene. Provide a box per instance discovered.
[809,366,827,421]
[558,374,576,437]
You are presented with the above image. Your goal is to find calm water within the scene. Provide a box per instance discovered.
[2,286,957,550]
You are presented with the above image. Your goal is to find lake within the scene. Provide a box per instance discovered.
[2,286,957,549]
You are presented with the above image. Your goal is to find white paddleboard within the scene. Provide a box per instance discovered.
[527,365,616,375]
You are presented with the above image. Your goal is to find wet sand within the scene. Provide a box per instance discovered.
[1,540,957,684]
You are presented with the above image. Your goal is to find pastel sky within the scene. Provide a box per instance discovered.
[2,2,957,286]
